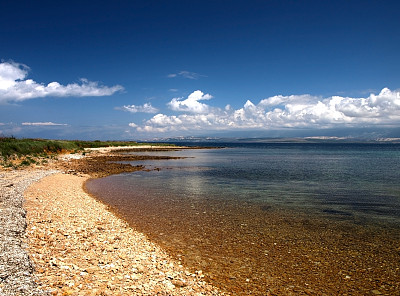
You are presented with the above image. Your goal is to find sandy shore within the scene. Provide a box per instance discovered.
[22,166,227,295]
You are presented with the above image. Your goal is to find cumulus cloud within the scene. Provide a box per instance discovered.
[0,61,124,103]
[167,71,205,80]
[129,88,400,134]
[21,122,68,126]
[117,103,158,113]
[168,90,213,113]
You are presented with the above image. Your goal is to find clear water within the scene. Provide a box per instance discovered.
[85,143,400,295]
[101,143,400,224]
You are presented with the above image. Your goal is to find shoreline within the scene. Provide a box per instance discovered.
[2,145,399,295]
[1,146,228,295]
[81,148,400,295]
[25,173,226,295]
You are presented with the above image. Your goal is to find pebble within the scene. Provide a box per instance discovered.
[24,173,228,295]
[0,169,57,296]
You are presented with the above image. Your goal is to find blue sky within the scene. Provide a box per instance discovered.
[1,0,399,140]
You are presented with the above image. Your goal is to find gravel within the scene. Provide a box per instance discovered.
[0,170,57,296]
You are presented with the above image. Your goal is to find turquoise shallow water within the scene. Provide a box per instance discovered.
[86,143,400,295]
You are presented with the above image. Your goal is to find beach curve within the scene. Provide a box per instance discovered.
[19,145,229,296]
[24,172,227,295]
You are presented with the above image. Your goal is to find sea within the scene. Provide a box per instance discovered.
[85,143,400,295]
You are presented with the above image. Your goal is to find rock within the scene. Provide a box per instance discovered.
[172,279,188,288]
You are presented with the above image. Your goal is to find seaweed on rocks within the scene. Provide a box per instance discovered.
[57,153,186,178]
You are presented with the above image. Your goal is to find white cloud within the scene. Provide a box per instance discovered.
[21,122,68,126]
[117,103,158,113]
[0,61,124,103]
[130,88,400,134]
[168,90,213,113]
[128,123,138,128]
[259,94,317,108]
[0,61,29,89]
[167,71,205,80]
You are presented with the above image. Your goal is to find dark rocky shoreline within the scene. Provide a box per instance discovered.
[56,149,187,178]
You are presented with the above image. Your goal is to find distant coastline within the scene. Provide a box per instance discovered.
[146,136,400,144]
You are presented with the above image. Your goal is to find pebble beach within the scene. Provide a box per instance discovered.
[0,148,228,296]
[0,169,56,296]
[1,146,399,295]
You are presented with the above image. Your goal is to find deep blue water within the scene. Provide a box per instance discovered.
[98,143,400,224]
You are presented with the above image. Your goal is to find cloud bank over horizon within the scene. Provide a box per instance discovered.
[0,61,124,103]
[130,88,400,135]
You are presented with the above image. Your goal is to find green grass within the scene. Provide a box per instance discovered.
[0,137,75,159]
[0,137,171,168]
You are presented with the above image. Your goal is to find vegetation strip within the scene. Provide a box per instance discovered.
[0,137,175,169]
